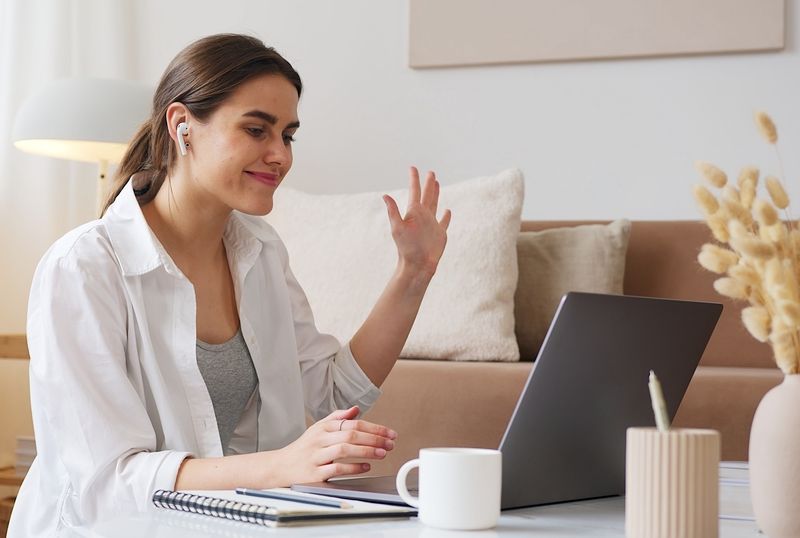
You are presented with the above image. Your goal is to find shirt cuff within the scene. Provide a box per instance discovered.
[333,341,382,414]
[152,450,194,496]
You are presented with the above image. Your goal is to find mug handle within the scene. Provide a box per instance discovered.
[395,458,420,508]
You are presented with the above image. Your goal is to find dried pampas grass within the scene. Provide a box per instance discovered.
[697,244,739,274]
[740,180,757,210]
[729,263,760,287]
[695,161,727,188]
[742,306,771,342]
[755,199,779,227]
[722,199,754,228]
[755,111,778,144]
[729,236,775,260]
[738,166,760,188]
[737,167,759,209]
[694,112,799,375]
[693,185,719,216]
[765,176,790,210]
[706,214,730,243]
[778,301,800,325]
[713,277,749,300]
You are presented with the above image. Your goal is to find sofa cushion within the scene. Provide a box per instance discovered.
[265,169,524,361]
[514,220,631,360]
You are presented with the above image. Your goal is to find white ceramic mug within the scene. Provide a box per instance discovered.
[395,447,502,530]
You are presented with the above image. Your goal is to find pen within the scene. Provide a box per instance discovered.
[235,488,353,509]
[648,370,671,432]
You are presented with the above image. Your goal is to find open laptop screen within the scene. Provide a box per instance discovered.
[499,292,721,508]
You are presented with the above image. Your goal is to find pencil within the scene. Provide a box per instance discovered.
[648,370,671,432]
[235,488,353,509]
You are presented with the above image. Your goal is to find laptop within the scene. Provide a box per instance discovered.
[292,292,722,509]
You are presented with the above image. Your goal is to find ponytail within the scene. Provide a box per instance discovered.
[102,122,153,215]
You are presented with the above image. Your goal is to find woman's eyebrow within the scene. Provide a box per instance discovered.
[242,110,300,129]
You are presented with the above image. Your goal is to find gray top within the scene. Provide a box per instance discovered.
[196,329,258,455]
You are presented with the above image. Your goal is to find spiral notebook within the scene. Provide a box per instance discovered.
[152,488,416,527]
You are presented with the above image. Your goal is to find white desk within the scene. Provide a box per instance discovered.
[63,482,758,538]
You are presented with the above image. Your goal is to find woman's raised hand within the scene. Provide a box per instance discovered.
[271,406,397,485]
[383,167,452,279]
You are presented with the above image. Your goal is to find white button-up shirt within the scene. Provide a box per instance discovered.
[9,182,381,537]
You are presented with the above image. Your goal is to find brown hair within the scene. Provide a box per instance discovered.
[102,33,302,215]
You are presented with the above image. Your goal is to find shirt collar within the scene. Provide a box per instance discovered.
[104,180,264,278]
[223,210,264,276]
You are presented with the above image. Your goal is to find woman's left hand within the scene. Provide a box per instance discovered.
[383,167,452,279]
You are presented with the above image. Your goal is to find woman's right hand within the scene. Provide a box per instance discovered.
[174,406,397,491]
[270,405,398,486]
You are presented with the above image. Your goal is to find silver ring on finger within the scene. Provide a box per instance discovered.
[339,419,347,431]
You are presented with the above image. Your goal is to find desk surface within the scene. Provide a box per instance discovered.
[63,483,757,538]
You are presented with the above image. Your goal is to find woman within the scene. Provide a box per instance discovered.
[9,33,450,536]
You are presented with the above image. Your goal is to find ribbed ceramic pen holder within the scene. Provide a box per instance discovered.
[625,427,720,538]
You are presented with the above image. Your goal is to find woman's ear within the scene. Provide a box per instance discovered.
[165,103,192,157]
[165,102,190,144]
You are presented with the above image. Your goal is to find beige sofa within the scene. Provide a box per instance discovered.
[362,221,784,476]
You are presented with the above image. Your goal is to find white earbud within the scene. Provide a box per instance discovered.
[176,122,189,156]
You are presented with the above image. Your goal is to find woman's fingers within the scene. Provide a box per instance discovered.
[323,406,360,422]
[439,208,452,231]
[383,195,402,226]
[314,443,389,466]
[400,166,449,225]
[318,461,371,481]
[408,166,422,211]
[409,167,445,223]
[421,170,438,213]
[321,429,395,451]
[328,418,397,440]
[313,417,397,466]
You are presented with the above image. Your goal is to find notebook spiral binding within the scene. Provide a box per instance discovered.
[152,489,274,526]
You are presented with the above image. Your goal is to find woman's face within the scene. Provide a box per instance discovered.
[183,73,299,216]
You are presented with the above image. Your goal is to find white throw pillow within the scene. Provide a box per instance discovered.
[265,169,524,361]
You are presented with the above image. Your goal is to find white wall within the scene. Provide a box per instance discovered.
[1,0,797,332]
[133,0,800,222]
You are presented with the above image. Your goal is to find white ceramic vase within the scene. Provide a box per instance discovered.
[749,374,800,538]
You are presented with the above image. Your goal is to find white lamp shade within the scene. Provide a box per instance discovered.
[12,78,152,164]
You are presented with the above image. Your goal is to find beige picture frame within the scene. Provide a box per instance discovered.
[409,0,785,68]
